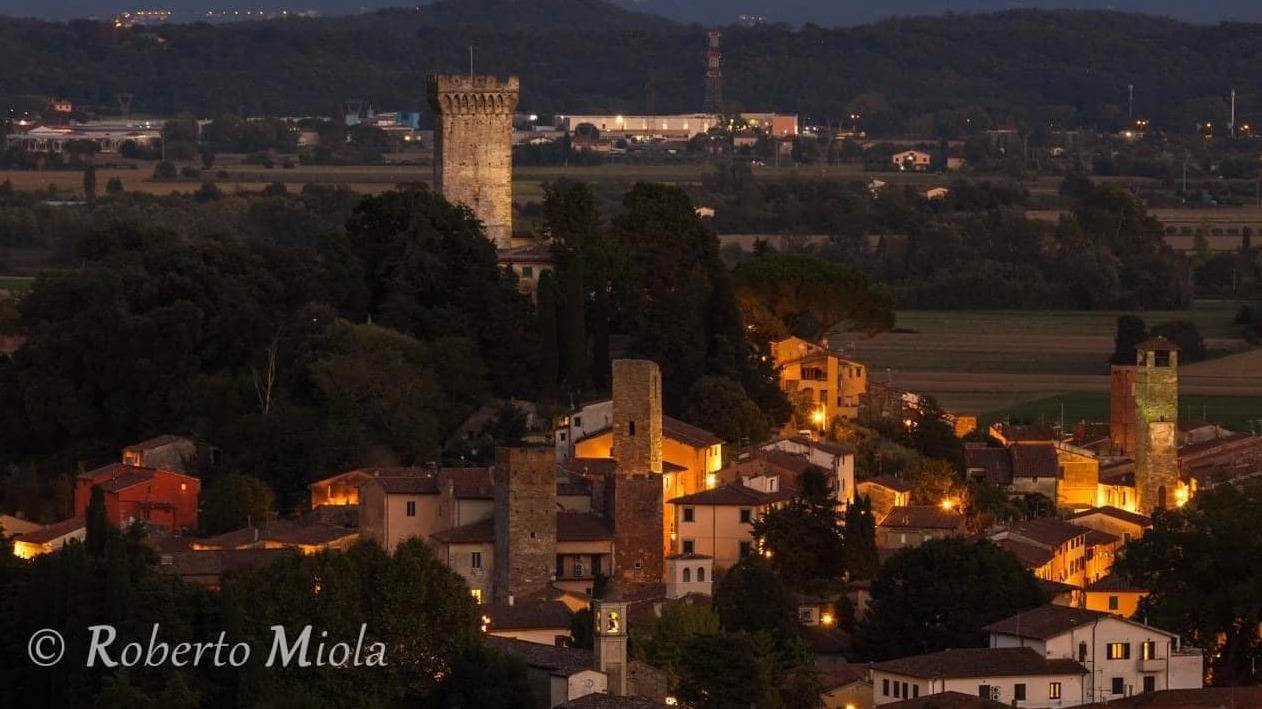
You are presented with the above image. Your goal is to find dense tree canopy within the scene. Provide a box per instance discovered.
[858,537,1047,660]
[1117,482,1262,686]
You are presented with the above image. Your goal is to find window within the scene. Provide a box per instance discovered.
[1079,642,1088,662]
[682,540,695,554]
[574,561,584,577]
[697,567,705,582]
[180,483,187,491]
[902,683,909,699]
[406,500,417,517]
[739,541,752,558]
[573,415,582,427]
[1142,640,1156,660]
[912,686,919,698]
[893,682,901,699]
[978,685,992,699]
[768,477,778,492]
[1049,683,1061,700]
[470,589,482,603]
[1111,677,1124,696]
[683,507,695,523]
[471,551,482,569]
[739,509,752,524]
[1109,596,1119,611]
[883,679,890,697]
[521,266,533,278]
[1014,683,1026,701]
[629,420,636,436]
[1143,676,1155,693]
[1107,642,1131,660]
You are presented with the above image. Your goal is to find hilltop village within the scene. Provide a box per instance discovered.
[2,70,1259,709]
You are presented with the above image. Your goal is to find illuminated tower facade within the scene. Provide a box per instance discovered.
[1133,337,1179,515]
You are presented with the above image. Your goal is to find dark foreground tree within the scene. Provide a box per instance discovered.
[1117,482,1262,686]
[858,537,1046,659]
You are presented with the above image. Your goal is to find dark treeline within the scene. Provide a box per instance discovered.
[4,0,1262,132]
[706,167,1200,309]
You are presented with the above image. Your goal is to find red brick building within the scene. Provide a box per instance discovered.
[74,463,200,532]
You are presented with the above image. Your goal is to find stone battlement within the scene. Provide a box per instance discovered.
[427,75,520,115]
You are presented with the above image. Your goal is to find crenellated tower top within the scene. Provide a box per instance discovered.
[427,75,520,116]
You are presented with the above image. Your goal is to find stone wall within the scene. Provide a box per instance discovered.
[427,74,519,250]
[605,473,663,585]
[1134,348,1179,514]
[493,446,557,601]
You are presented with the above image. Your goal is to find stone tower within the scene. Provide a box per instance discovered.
[592,587,629,696]
[1109,364,1137,456]
[427,74,519,250]
[607,359,664,585]
[611,359,663,476]
[493,446,557,602]
[1133,337,1179,515]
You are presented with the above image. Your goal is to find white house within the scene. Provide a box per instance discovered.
[554,400,614,460]
[760,436,856,505]
[891,150,931,171]
[871,646,1089,707]
[984,605,1202,703]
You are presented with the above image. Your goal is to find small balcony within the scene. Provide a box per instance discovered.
[1138,658,1165,673]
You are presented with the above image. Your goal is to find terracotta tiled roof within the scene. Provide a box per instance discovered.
[995,538,1054,568]
[663,416,723,448]
[431,517,494,544]
[878,506,965,530]
[668,483,791,507]
[983,604,1114,639]
[753,449,814,476]
[445,467,493,499]
[1084,529,1119,546]
[558,458,617,478]
[18,517,85,544]
[126,434,192,450]
[1006,518,1089,547]
[1079,687,1262,709]
[964,447,1013,485]
[1068,506,1152,528]
[872,647,1087,679]
[96,472,155,493]
[1178,433,1256,458]
[816,662,868,690]
[1085,573,1146,593]
[561,695,670,709]
[859,475,914,493]
[485,636,592,677]
[557,512,612,542]
[375,473,439,495]
[483,599,573,632]
[882,691,1009,709]
[1011,443,1060,478]
[266,523,357,547]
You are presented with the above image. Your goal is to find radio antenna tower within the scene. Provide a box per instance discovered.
[704,29,723,113]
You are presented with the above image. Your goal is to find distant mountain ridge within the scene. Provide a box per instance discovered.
[1,0,1260,134]
[4,0,1262,25]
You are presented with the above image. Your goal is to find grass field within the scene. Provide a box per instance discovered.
[892,302,1248,339]
[982,392,1262,433]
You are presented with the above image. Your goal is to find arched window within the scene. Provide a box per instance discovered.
[682,568,691,582]
[697,567,706,582]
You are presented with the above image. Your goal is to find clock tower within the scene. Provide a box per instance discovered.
[1133,337,1179,515]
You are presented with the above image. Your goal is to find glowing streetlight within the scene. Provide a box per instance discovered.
[940,498,955,511]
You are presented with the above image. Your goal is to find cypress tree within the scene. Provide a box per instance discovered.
[559,257,588,394]
[85,485,109,557]
[842,495,879,581]
[536,270,559,402]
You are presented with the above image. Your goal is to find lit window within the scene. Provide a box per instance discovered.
[1049,682,1061,700]
[1142,641,1156,660]
[470,589,482,603]
[1107,643,1131,660]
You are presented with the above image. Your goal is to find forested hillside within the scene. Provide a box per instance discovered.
[2,0,1262,133]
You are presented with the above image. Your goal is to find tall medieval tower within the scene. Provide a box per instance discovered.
[427,74,519,250]
[606,359,664,585]
[493,446,557,602]
[1133,337,1179,514]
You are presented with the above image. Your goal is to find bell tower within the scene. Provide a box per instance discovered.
[1133,337,1179,514]
[592,587,629,696]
